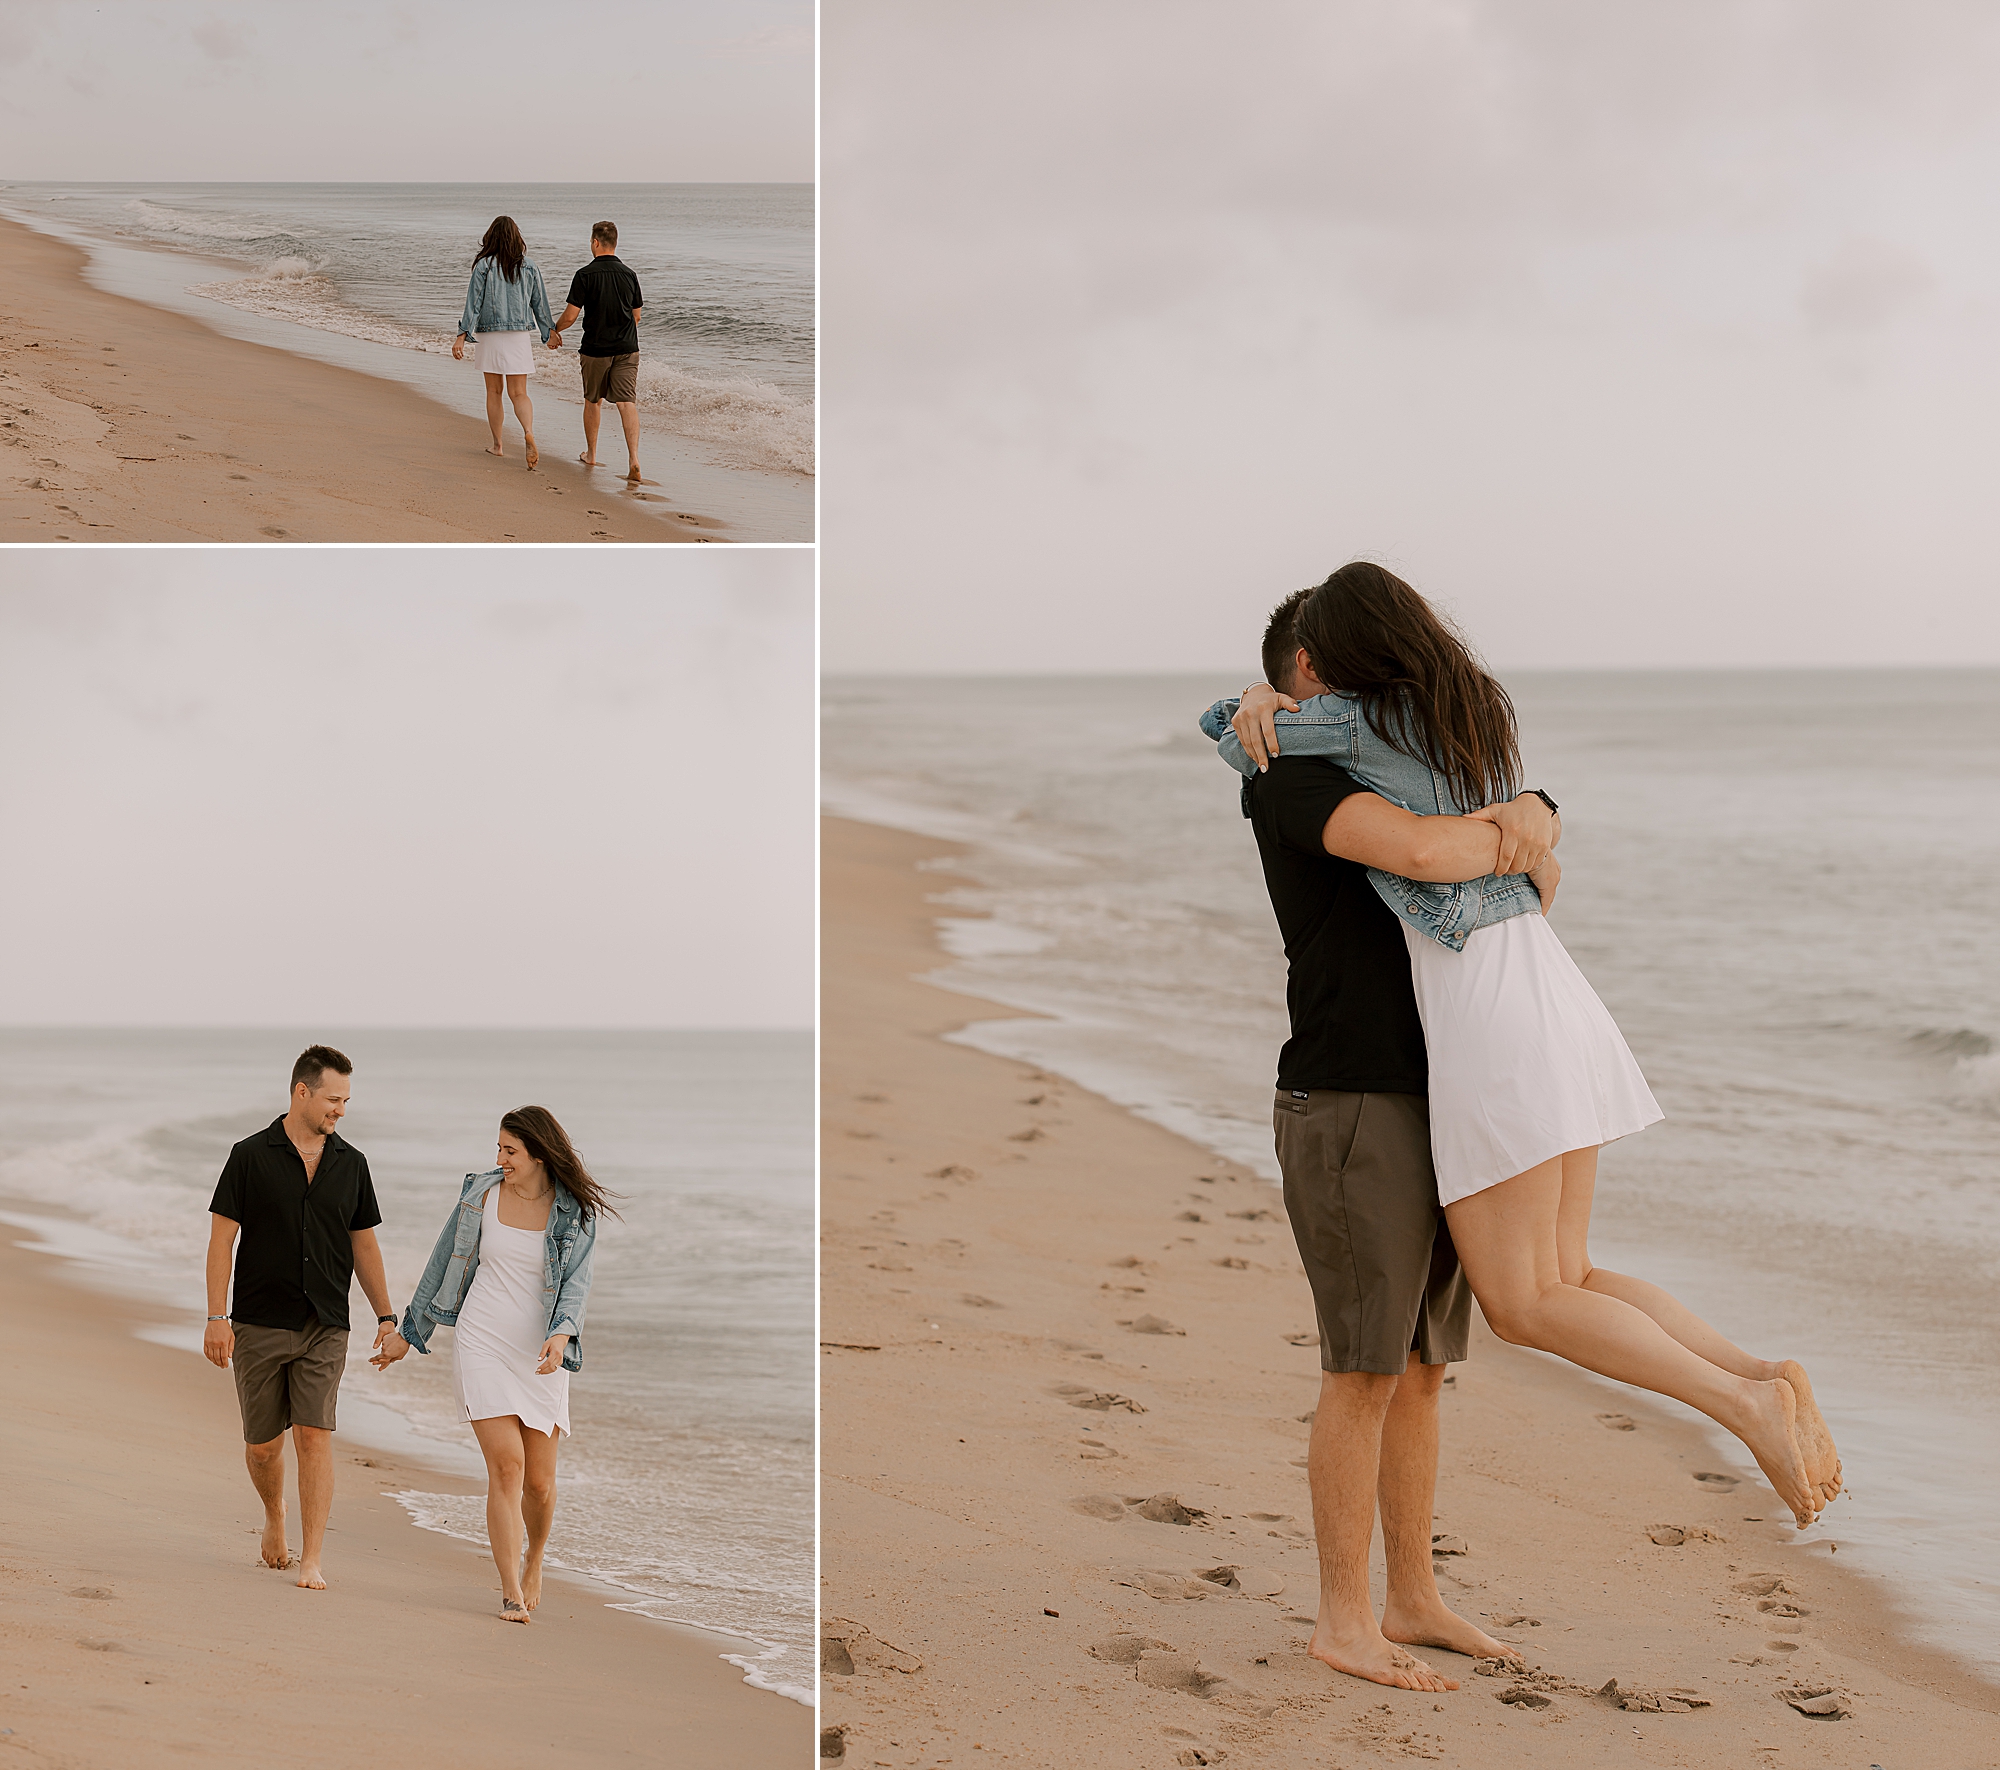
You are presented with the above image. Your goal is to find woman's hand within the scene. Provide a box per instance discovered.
[536,1334,569,1375]
[370,1330,409,1371]
[1467,794,1558,875]
[1230,682,1301,771]
[452,334,466,360]
[545,329,563,350]
[1529,851,1561,916]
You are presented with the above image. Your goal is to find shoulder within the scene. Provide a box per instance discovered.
[461,1168,501,1195]
[330,1131,368,1165]
[229,1118,282,1160]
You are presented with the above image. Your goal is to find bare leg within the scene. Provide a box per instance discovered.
[506,373,537,466]
[244,1435,290,1568]
[519,1427,560,1610]
[581,399,601,465]
[1555,1150,1840,1501]
[1378,1361,1517,1664]
[472,1414,531,1619]
[483,372,506,455]
[1306,1369,1457,1693]
[292,1425,333,1589]
[615,400,641,481]
[1448,1154,1818,1527]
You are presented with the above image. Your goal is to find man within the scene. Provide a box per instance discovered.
[547,220,646,483]
[203,1045,398,1591]
[1218,587,1560,1693]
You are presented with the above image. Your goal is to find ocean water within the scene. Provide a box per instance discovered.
[0,182,813,538]
[0,1029,814,1704]
[823,670,2000,1679]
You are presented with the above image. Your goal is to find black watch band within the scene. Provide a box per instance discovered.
[1530,788,1559,814]
[377,1313,396,1324]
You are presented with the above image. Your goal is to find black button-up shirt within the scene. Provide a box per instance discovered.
[208,1117,383,1331]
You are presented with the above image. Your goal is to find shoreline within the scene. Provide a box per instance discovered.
[819,812,1998,1768]
[0,1218,811,1766]
[0,213,734,544]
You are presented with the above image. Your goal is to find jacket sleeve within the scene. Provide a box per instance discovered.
[1197,697,1239,742]
[548,1215,596,1343]
[458,262,486,340]
[398,1203,461,1354]
[530,264,554,342]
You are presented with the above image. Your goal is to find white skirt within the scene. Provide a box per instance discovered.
[472,329,538,376]
[1403,910,1662,1206]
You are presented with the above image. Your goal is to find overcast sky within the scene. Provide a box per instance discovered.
[0,554,814,1028]
[0,2,813,182]
[825,1,2000,674]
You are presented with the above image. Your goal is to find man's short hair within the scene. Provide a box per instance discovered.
[291,1045,353,1094]
[1260,588,1315,693]
[591,221,617,248]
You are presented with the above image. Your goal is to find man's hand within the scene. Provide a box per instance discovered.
[546,330,563,350]
[1230,682,1301,771]
[370,1330,409,1371]
[535,1334,569,1376]
[203,1319,234,1369]
[1465,792,1559,875]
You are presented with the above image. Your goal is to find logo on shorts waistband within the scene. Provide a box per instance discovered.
[1290,1090,1310,1100]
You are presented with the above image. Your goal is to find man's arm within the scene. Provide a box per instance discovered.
[350,1227,394,1349]
[204,1215,237,1367]
[547,301,583,347]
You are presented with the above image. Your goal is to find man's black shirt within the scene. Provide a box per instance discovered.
[565,254,644,357]
[1247,757,1430,1096]
[208,1118,383,1331]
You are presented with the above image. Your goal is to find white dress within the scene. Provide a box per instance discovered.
[472,329,537,375]
[1402,909,1663,1207]
[452,1188,570,1439]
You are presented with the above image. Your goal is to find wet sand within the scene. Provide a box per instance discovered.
[819,814,2000,1769]
[0,1226,809,1768]
[0,215,724,543]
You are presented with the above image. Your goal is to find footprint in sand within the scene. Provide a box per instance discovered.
[68,1588,113,1600]
[961,1293,1001,1308]
[1175,1209,1205,1222]
[228,473,250,481]
[1692,1471,1740,1491]
[1646,1524,1725,1546]
[1215,1256,1250,1270]
[1124,1314,1185,1336]
[1756,1597,1809,1618]
[1732,1574,1794,1597]
[1596,1412,1638,1431]
[1226,1208,1280,1222]
[1281,1331,1319,1347]
[927,1164,978,1181]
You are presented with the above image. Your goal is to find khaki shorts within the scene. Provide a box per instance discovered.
[231,1321,347,1443]
[1273,1089,1470,1374]
[579,352,638,404]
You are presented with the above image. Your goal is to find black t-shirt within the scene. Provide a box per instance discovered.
[566,254,644,357]
[1247,757,1430,1095]
[208,1117,383,1331]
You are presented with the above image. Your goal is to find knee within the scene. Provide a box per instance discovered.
[1400,1360,1447,1399]
[292,1425,331,1457]
[1479,1295,1543,1347]
[492,1458,525,1494]
[246,1436,284,1466]
[523,1473,555,1507]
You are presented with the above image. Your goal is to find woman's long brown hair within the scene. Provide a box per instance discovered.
[1293,561,1522,810]
[500,1105,619,1223]
[474,215,527,284]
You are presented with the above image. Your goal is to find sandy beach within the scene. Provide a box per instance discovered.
[0,1225,809,1768]
[0,216,725,543]
[819,814,2000,1769]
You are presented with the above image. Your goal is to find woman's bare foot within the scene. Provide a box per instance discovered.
[1309,1620,1459,1692]
[1739,1378,1818,1528]
[486,445,504,457]
[578,451,597,466]
[1778,1359,1841,1504]
[522,1566,542,1611]
[499,1598,531,1624]
[524,437,539,469]
[259,1508,290,1569]
[1382,1598,1521,1666]
[295,1562,326,1591]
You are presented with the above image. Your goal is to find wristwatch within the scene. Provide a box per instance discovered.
[1530,788,1559,814]
[207,1315,228,1322]
[377,1313,397,1326]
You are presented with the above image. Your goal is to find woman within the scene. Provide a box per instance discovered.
[452,215,555,467]
[1205,562,1839,1531]
[377,1106,615,1621]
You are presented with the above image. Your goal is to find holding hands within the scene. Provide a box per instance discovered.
[370,1320,409,1371]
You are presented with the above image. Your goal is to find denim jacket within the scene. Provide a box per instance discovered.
[457,257,555,341]
[397,1169,594,1372]
[1199,692,1541,952]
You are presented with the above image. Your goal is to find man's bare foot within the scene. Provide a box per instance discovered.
[295,1562,326,1591]
[524,438,539,469]
[1383,1598,1521,1666]
[486,445,503,457]
[1740,1378,1818,1528]
[1309,1620,1459,1692]
[259,1510,290,1570]
[1778,1359,1841,1504]
[625,464,642,483]
[578,452,597,466]
[522,1567,542,1611]
[499,1598,530,1624]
